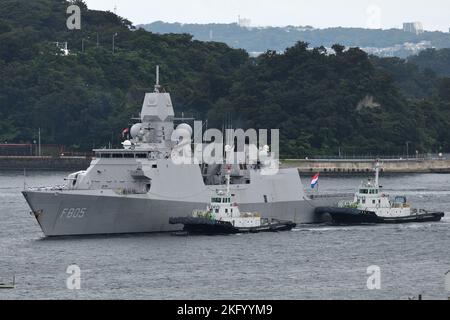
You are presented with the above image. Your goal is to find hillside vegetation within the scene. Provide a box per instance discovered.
[1,0,450,157]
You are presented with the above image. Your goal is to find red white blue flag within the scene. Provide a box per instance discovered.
[311,173,320,189]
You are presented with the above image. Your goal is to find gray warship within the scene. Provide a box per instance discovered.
[22,67,346,237]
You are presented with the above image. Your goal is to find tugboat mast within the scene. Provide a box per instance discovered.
[374,160,381,188]
[226,165,231,196]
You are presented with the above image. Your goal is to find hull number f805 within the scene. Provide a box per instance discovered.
[60,208,87,219]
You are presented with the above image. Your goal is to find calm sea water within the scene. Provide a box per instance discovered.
[0,171,449,300]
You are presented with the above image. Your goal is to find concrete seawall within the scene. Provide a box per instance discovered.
[282,159,450,175]
[0,156,92,171]
[1,156,450,174]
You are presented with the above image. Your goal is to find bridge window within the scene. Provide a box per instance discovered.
[212,198,222,203]
[124,154,134,158]
[112,154,123,158]
[98,153,111,158]
[136,153,147,159]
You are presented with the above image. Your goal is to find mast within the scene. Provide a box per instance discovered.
[154,65,161,93]
[226,165,231,196]
[374,160,380,188]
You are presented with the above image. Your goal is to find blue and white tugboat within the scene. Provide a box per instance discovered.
[316,161,445,225]
[169,166,296,235]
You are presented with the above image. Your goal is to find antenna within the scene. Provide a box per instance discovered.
[374,160,380,187]
[226,165,231,196]
[154,65,161,92]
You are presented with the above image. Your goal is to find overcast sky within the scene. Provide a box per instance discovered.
[84,0,450,32]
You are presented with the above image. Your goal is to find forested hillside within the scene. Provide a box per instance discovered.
[1,0,450,157]
[408,49,450,77]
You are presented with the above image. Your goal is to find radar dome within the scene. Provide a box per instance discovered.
[225,145,233,153]
[176,124,193,137]
[122,140,132,150]
[130,124,143,138]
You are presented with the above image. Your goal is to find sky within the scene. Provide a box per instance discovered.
[84,0,450,32]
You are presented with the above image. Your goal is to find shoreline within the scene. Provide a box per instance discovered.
[1,156,450,174]
[283,158,450,175]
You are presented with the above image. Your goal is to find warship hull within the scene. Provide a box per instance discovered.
[22,190,343,237]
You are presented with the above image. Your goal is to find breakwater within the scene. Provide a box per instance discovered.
[282,158,450,175]
[1,156,450,174]
[0,156,91,171]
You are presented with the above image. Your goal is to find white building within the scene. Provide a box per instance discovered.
[238,16,252,28]
[403,22,424,35]
[54,42,69,56]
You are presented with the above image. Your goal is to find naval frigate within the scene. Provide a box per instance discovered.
[22,67,346,236]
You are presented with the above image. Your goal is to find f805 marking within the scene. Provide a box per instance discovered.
[60,208,87,219]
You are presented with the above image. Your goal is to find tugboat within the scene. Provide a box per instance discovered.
[169,167,296,235]
[316,161,445,225]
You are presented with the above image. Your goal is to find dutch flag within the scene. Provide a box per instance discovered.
[311,173,320,189]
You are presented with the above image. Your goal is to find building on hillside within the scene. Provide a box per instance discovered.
[238,16,252,28]
[403,22,424,35]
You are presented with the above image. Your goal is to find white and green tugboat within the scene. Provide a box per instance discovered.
[170,166,296,235]
[316,161,445,225]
